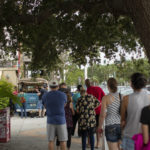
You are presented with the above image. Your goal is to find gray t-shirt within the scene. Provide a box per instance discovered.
[123,89,150,138]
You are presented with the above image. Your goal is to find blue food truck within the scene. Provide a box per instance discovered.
[16,78,48,112]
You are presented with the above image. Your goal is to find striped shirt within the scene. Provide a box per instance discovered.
[105,92,121,126]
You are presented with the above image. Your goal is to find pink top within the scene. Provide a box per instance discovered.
[132,133,150,150]
[13,91,18,96]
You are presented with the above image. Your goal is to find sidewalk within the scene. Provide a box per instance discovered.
[0,116,107,150]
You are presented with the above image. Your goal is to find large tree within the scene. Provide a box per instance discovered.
[0,0,149,69]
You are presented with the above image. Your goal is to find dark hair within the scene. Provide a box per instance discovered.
[107,78,117,93]
[59,82,67,88]
[50,86,58,89]
[77,85,82,91]
[80,88,86,96]
[131,73,147,90]
[20,89,23,92]
[66,91,72,103]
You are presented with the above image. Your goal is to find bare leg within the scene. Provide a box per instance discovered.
[60,141,66,150]
[87,136,90,147]
[118,140,122,150]
[39,109,42,117]
[95,128,100,148]
[42,109,46,117]
[107,141,119,150]
[48,141,54,150]
[57,146,60,150]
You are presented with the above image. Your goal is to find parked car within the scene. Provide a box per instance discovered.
[146,85,150,94]
[16,78,48,112]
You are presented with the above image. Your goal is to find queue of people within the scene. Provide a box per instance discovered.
[11,72,150,150]
[98,73,150,150]
[42,72,150,150]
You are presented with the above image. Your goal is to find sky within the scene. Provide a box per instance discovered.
[99,45,145,65]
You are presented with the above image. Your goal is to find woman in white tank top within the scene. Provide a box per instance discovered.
[121,73,150,150]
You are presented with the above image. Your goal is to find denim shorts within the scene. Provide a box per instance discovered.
[121,137,134,150]
[37,100,44,109]
[105,124,121,142]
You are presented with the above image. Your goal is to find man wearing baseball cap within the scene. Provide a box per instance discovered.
[42,80,68,150]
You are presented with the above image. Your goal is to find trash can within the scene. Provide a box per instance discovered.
[0,107,11,143]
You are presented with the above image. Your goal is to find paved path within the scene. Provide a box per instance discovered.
[0,116,108,150]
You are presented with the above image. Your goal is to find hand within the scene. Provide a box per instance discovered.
[121,121,126,129]
[98,128,103,136]
[35,89,39,92]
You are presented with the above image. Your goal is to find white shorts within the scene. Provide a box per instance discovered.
[47,124,68,142]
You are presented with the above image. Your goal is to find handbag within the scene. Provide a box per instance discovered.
[20,97,26,103]
[132,133,150,150]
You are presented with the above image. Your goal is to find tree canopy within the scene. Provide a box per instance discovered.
[88,59,150,85]
[0,0,150,70]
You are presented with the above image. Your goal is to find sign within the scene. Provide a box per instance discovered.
[0,107,10,143]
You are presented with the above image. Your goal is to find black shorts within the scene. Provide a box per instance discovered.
[96,114,99,127]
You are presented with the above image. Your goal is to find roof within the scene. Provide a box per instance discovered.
[19,78,48,85]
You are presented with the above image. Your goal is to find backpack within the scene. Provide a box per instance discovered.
[20,96,26,103]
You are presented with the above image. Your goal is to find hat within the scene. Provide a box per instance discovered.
[50,80,58,87]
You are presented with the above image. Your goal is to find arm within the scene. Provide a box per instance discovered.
[121,95,128,129]
[42,94,46,107]
[37,92,41,96]
[98,96,107,129]
[76,98,80,114]
[101,89,105,99]
[70,102,75,115]
[142,124,149,144]
[94,96,100,109]
[140,107,150,144]
[35,89,40,95]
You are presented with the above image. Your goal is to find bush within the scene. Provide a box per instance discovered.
[0,79,20,109]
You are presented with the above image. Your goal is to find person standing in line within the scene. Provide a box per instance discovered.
[59,82,68,93]
[76,88,100,150]
[56,91,75,150]
[56,82,68,150]
[37,85,47,118]
[72,84,82,136]
[98,78,122,150]
[121,73,150,150]
[85,79,105,148]
[42,81,68,150]
[64,91,74,150]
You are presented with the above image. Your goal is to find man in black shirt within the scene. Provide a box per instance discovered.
[140,105,150,144]
[36,85,47,117]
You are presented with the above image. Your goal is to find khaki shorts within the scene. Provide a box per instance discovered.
[47,124,68,142]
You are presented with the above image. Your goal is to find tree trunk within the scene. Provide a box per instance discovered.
[125,0,150,61]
